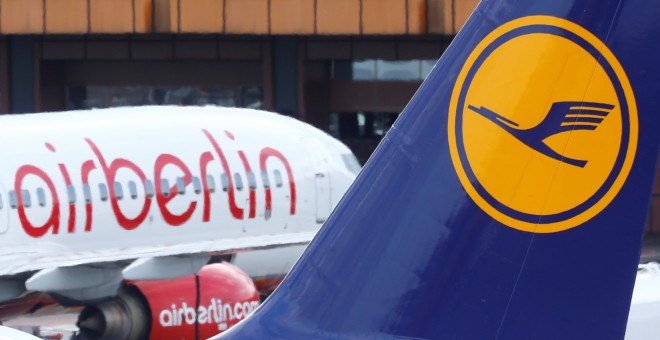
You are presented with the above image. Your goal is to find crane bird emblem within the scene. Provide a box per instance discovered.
[468,101,615,168]
[447,16,638,233]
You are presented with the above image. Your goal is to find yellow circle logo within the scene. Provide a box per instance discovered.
[448,16,638,233]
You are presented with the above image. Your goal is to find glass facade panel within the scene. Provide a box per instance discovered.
[345,59,438,80]
[352,60,376,80]
[69,86,263,110]
[376,60,419,80]
[329,112,398,138]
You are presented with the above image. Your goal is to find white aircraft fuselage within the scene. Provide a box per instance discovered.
[0,106,358,304]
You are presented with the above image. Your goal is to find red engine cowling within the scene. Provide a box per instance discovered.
[76,262,260,340]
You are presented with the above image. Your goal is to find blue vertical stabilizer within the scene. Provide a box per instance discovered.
[216,1,660,338]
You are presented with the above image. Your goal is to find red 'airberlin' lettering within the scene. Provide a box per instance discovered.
[15,129,296,238]
[15,165,60,238]
[86,138,152,230]
[260,147,296,216]
[202,129,244,220]
[155,153,197,226]
[199,151,215,222]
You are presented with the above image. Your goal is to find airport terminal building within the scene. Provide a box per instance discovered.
[0,0,479,161]
[0,0,659,237]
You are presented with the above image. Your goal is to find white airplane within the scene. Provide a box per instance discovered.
[0,106,359,339]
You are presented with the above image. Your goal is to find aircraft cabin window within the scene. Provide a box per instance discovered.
[161,179,171,197]
[261,171,271,189]
[8,191,17,209]
[206,175,216,193]
[247,172,257,190]
[192,176,202,194]
[36,188,46,207]
[145,180,155,198]
[176,177,186,195]
[221,174,229,192]
[67,185,76,204]
[128,181,138,199]
[83,184,92,203]
[0,192,3,210]
[274,170,283,188]
[22,190,32,208]
[234,173,244,191]
[114,182,124,200]
[99,183,109,202]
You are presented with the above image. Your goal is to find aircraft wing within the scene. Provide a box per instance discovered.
[0,231,315,304]
[0,231,315,277]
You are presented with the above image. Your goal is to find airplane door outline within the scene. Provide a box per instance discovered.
[304,139,331,223]
[314,172,330,223]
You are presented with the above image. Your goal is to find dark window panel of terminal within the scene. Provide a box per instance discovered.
[329,112,398,164]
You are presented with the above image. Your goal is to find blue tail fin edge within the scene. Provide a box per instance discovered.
[216,1,660,339]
